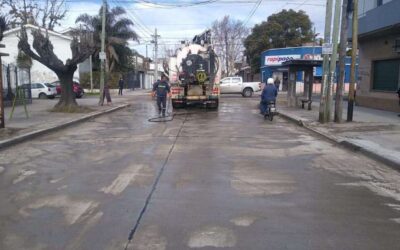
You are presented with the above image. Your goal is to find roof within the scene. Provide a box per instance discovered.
[3,24,73,41]
[261,46,322,54]
[282,59,323,67]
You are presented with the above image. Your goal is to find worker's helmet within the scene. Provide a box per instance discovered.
[267,78,274,84]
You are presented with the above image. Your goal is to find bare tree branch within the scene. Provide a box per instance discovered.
[212,16,248,76]
[1,0,67,30]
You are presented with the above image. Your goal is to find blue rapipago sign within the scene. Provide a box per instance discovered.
[264,54,301,66]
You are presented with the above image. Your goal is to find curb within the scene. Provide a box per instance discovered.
[278,111,400,170]
[0,104,130,150]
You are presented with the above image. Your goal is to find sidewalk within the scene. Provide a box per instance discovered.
[278,95,400,169]
[0,89,150,148]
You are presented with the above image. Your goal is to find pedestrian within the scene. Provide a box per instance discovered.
[397,87,400,117]
[152,75,171,117]
[118,77,124,95]
[260,77,278,116]
[103,83,112,106]
[274,77,281,91]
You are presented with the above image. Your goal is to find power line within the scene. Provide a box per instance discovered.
[110,0,153,41]
[243,0,263,26]
[294,0,311,9]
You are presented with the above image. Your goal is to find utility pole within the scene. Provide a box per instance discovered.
[319,0,334,123]
[98,0,106,106]
[151,28,160,82]
[0,44,9,128]
[89,55,93,93]
[325,0,342,122]
[335,0,349,123]
[347,0,358,122]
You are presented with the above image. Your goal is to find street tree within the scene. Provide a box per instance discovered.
[244,9,313,73]
[212,16,249,77]
[0,0,67,30]
[0,15,7,41]
[76,5,138,74]
[18,27,95,111]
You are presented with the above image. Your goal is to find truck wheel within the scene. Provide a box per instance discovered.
[172,101,185,109]
[242,88,253,97]
[207,100,219,109]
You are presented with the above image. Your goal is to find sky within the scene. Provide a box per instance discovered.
[61,0,327,57]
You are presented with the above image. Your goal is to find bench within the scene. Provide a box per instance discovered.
[300,99,312,110]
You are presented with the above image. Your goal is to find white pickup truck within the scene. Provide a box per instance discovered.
[219,77,261,97]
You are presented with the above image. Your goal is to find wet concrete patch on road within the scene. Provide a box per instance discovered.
[187,225,236,248]
[386,203,400,211]
[20,195,99,225]
[100,164,154,195]
[132,225,167,250]
[66,211,104,250]
[0,147,44,165]
[230,215,260,227]
[3,233,47,250]
[12,169,37,184]
[231,162,296,197]
[391,218,400,224]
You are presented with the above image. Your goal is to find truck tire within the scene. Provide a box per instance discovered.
[172,101,185,109]
[242,88,253,97]
[207,100,219,110]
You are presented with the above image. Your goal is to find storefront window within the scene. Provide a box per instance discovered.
[372,59,400,91]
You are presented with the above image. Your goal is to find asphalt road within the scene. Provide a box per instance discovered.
[1,96,400,250]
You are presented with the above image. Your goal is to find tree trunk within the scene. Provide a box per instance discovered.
[224,31,229,76]
[55,70,78,110]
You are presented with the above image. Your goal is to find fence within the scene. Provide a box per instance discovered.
[1,64,32,107]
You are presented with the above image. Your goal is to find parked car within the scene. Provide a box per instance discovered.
[21,83,57,99]
[51,81,84,98]
[219,77,261,97]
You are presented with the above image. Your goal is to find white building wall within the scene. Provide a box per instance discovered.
[0,26,79,83]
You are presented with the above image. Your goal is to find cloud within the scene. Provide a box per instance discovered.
[59,0,326,56]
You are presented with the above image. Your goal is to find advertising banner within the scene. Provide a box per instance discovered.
[264,55,301,66]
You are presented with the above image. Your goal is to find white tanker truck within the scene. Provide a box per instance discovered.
[166,30,221,109]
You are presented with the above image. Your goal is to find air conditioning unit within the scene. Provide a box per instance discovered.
[394,38,400,53]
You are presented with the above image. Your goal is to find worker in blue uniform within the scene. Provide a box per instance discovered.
[152,75,171,117]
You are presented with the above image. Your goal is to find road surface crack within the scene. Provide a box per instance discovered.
[124,113,188,250]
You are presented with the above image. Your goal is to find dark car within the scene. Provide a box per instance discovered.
[51,81,84,98]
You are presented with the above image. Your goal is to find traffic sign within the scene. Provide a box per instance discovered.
[99,52,106,60]
[322,43,333,55]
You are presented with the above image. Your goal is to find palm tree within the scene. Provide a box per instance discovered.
[76,5,138,73]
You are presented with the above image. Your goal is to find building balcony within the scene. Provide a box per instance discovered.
[349,0,400,40]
